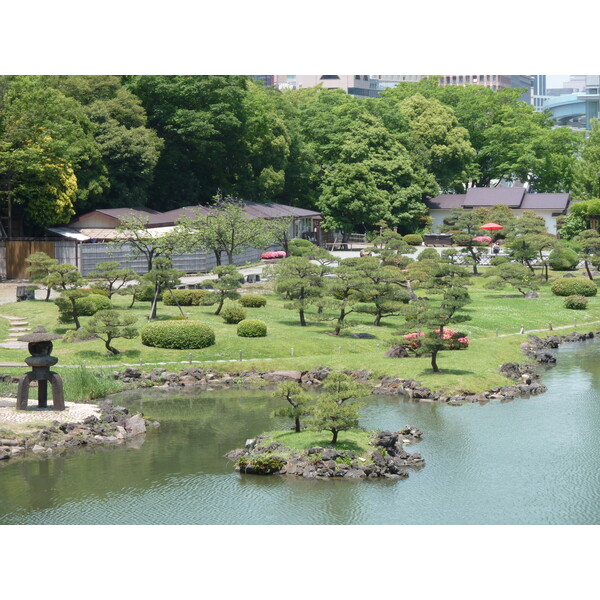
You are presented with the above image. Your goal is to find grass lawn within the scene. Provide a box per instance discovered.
[0,267,598,396]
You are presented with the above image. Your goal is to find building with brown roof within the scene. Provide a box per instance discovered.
[424,188,571,234]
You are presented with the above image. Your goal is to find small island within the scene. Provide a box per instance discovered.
[226,426,425,480]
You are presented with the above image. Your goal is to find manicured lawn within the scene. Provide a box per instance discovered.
[0,268,598,396]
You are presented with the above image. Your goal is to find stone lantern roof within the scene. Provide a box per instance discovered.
[18,326,62,343]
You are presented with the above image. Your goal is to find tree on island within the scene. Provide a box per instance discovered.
[307,373,367,444]
[272,381,312,433]
[75,310,138,354]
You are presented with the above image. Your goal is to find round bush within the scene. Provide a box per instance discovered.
[490,256,510,266]
[289,238,317,257]
[221,304,247,324]
[564,295,589,310]
[403,234,423,246]
[141,320,216,349]
[162,289,215,306]
[551,277,597,297]
[239,294,267,308]
[548,247,579,271]
[76,294,112,316]
[417,248,440,261]
[237,319,267,338]
[134,283,156,302]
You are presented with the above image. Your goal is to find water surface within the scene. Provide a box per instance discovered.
[1,339,599,524]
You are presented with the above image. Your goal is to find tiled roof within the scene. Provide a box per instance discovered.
[427,188,570,211]
[463,187,526,207]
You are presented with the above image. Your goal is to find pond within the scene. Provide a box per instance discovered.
[1,339,599,525]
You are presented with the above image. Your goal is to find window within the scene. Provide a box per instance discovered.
[356,75,361,80]
[493,75,497,82]
[320,75,340,80]
[459,75,463,84]
[446,76,451,84]
[363,75,369,81]
[452,76,457,83]
[466,75,470,83]
[486,75,491,82]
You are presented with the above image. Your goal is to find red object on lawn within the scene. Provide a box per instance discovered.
[480,222,504,231]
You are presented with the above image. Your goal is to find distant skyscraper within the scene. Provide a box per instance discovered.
[532,75,549,111]
[295,75,380,97]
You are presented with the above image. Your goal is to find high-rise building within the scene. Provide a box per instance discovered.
[532,75,549,111]
[295,75,380,97]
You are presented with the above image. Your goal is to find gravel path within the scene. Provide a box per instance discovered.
[0,397,100,430]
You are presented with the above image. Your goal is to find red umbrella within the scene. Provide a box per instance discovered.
[480,222,504,231]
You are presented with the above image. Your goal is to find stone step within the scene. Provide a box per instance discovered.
[9,327,29,332]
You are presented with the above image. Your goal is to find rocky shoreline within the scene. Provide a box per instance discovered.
[0,400,158,462]
[225,427,425,480]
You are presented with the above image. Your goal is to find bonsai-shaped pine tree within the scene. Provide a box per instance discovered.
[327,259,369,335]
[75,310,138,354]
[86,261,137,298]
[143,257,184,320]
[25,251,58,301]
[211,264,244,315]
[396,262,472,373]
[572,230,600,281]
[307,372,367,444]
[55,289,90,330]
[273,256,326,326]
[272,381,312,433]
[483,262,540,297]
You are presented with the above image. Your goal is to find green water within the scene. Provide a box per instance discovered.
[1,339,599,525]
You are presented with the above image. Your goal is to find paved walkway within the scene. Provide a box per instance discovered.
[0,397,100,430]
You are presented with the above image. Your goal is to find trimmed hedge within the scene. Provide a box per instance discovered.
[162,288,216,306]
[490,256,510,266]
[289,238,317,257]
[551,277,598,297]
[221,304,247,324]
[239,294,267,308]
[237,319,267,338]
[403,234,423,246]
[141,320,216,349]
[564,295,589,310]
[548,247,579,271]
[417,248,440,261]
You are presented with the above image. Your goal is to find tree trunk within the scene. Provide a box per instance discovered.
[299,308,306,326]
[149,283,161,320]
[166,285,186,317]
[431,350,439,373]
[585,260,594,281]
[105,337,119,355]
[373,310,382,327]
[331,429,338,444]
[334,308,346,335]
[45,286,51,301]
[214,295,225,315]
[226,250,234,265]
[404,280,418,301]
[214,249,222,266]
[294,417,301,433]
[469,248,478,275]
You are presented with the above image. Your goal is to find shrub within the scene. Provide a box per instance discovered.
[261,251,287,259]
[141,320,215,349]
[548,247,579,271]
[490,256,510,266]
[551,277,598,297]
[237,319,267,338]
[82,287,110,297]
[289,239,317,257]
[417,248,440,261]
[162,288,215,306]
[564,295,589,310]
[221,304,247,324]
[239,294,267,308]
[403,234,423,246]
[133,283,156,302]
[76,294,112,316]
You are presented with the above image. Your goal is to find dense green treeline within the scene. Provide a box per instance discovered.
[1,75,599,236]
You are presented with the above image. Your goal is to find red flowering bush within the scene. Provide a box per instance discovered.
[472,236,492,244]
[403,328,469,350]
[261,251,287,259]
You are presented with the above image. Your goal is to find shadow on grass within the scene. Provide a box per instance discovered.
[417,368,475,377]
[75,349,142,361]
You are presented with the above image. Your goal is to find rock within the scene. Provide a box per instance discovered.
[0,447,11,460]
[261,371,304,382]
[524,290,540,299]
[124,414,146,437]
[179,376,198,386]
[32,444,46,453]
[350,333,377,339]
[563,273,576,278]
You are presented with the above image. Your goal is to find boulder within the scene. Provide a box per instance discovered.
[262,371,304,382]
[124,414,146,437]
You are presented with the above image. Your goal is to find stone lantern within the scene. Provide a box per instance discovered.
[16,327,65,411]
